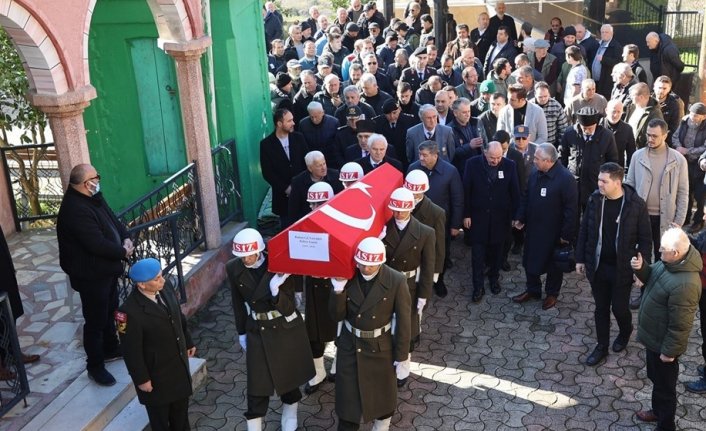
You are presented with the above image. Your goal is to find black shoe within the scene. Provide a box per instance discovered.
[397,377,408,388]
[87,367,116,386]
[104,346,123,363]
[434,279,448,298]
[629,291,643,310]
[471,289,485,303]
[489,280,501,294]
[501,261,511,271]
[612,333,631,353]
[304,381,323,395]
[327,373,336,383]
[511,244,522,255]
[586,346,608,366]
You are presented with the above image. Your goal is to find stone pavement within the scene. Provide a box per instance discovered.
[188,238,706,431]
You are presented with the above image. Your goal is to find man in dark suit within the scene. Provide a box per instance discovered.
[260,109,308,229]
[487,2,518,42]
[374,99,417,170]
[513,144,578,310]
[400,45,438,93]
[119,258,196,431]
[355,134,403,174]
[463,142,520,302]
[343,118,375,164]
[405,104,456,164]
[591,24,622,99]
[576,24,600,66]
[484,26,518,76]
[298,101,338,155]
[57,164,133,386]
[287,151,343,224]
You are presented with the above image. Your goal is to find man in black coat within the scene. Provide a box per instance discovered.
[354,134,403,174]
[400,46,438,94]
[260,109,308,229]
[483,26,518,76]
[463,142,520,302]
[487,2,518,43]
[591,24,622,99]
[341,117,375,165]
[57,164,133,386]
[576,163,652,366]
[646,32,685,85]
[512,143,578,310]
[374,99,417,170]
[287,151,343,224]
[298,102,338,154]
[559,107,619,208]
[602,100,636,168]
[292,70,320,126]
[119,258,196,430]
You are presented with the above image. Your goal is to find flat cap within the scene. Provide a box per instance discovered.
[534,39,550,49]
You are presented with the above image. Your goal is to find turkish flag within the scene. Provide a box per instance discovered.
[268,163,403,278]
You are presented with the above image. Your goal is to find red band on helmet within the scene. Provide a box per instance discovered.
[355,249,384,263]
[403,181,426,192]
[307,191,330,201]
[389,198,414,210]
[340,171,359,180]
[233,241,259,253]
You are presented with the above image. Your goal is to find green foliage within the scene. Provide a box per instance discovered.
[330,0,371,12]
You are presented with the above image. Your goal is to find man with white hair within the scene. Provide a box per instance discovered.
[287,151,343,224]
[359,73,393,116]
[355,134,402,174]
[334,85,376,125]
[610,63,637,107]
[292,70,321,125]
[624,82,664,149]
[565,79,608,123]
[631,227,702,431]
[298,101,338,154]
[601,99,636,168]
[313,74,343,116]
[591,24,622,98]
[645,31,685,85]
[405,104,456,163]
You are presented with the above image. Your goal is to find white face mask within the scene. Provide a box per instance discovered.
[90,181,101,196]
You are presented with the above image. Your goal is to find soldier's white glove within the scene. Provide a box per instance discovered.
[378,225,387,240]
[417,298,426,312]
[433,273,439,283]
[238,334,247,351]
[269,273,290,297]
[331,278,347,293]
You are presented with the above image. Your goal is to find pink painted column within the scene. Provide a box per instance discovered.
[164,36,221,250]
[28,85,97,189]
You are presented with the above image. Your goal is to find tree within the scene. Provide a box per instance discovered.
[0,28,50,218]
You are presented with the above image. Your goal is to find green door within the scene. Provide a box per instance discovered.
[129,38,186,176]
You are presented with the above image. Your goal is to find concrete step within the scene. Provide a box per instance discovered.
[20,357,207,431]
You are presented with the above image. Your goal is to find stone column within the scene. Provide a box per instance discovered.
[164,36,221,250]
[27,85,97,189]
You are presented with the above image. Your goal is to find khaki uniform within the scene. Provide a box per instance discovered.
[412,196,446,274]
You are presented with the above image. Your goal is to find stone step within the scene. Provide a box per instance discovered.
[20,358,207,431]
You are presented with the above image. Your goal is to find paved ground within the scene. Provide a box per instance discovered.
[188,238,706,431]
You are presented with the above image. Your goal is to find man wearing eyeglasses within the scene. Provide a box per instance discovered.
[57,164,135,386]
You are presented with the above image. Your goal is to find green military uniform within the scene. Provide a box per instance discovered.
[412,195,446,275]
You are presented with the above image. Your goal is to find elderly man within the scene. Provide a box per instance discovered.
[463,141,520,302]
[560,107,619,208]
[652,75,684,145]
[497,84,548,144]
[575,23,600,65]
[576,163,652,367]
[444,23,473,60]
[454,66,479,101]
[529,40,559,94]
[453,47,484,82]
[512,143,578,310]
[602,99,636,168]
[531,81,569,149]
[355,133,403,173]
[415,75,444,106]
[359,73,393,116]
[299,101,338,155]
[565,79,608,122]
[449,97,485,173]
[626,119,689,308]
[624,82,664,149]
[674,103,706,232]
[313,74,343,116]
[591,24,622,98]
[362,53,393,95]
[405,104,456,163]
[288,151,343,223]
[471,12,493,63]
[57,164,133,386]
[488,58,514,98]
[645,32,685,85]
[609,62,637,107]
[514,65,536,101]
[335,85,376,125]
[373,99,417,170]
[292,70,321,126]
[631,228,701,431]
[488,2,518,42]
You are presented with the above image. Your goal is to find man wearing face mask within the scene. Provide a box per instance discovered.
[381,188,435,388]
[57,164,134,386]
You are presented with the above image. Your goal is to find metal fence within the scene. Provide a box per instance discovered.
[0,143,62,231]
[211,139,243,227]
[0,293,29,416]
[664,10,703,69]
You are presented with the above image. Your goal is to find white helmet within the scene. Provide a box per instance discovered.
[388,187,415,211]
[232,228,265,257]
[307,182,334,203]
[404,170,429,194]
[339,162,364,183]
[354,237,387,265]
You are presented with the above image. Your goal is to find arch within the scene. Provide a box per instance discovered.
[0,0,71,94]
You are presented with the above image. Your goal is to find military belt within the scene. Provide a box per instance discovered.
[344,320,392,338]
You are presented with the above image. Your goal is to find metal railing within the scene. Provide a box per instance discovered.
[664,10,703,69]
[211,139,243,226]
[0,143,62,231]
[0,293,30,416]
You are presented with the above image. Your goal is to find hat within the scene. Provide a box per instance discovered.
[318,56,332,67]
[576,106,601,126]
[363,2,375,11]
[300,21,311,32]
[346,105,363,118]
[413,46,428,56]
[129,258,161,283]
[395,22,409,32]
[356,119,376,133]
[346,22,360,33]
[563,26,576,36]
[276,72,292,88]
[286,59,301,69]
[369,22,380,30]
[385,33,399,42]
[690,102,706,115]
[382,99,400,114]
[534,39,550,49]
[479,79,496,94]
[513,125,529,138]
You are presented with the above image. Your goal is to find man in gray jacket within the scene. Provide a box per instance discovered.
[625,119,688,308]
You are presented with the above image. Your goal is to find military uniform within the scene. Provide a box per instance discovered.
[226,257,314,419]
[412,196,446,275]
[383,216,435,346]
[329,265,411,427]
[118,284,194,431]
[305,276,338,356]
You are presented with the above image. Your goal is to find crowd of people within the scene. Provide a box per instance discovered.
[255,1,706,430]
